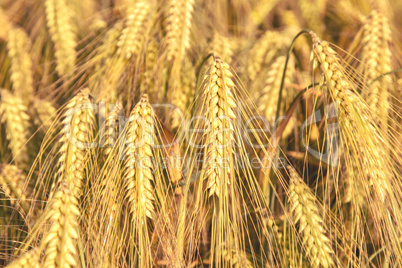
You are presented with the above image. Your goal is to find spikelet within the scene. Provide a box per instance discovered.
[45,0,77,76]
[123,94,156,219]
[248,30,293,80]
[6,248,40,268]
[56,89,96,197]
[0,164,31,209]
[117,1,152,59]
[0,90,30,169]
[165,0,195,62]
[101,100,123,158]
[42,181,80,268]
[287,166,333,267]
[202,56,237,197]
[361,10,392,125]
[6,28,34,105]
[256,55,295,123]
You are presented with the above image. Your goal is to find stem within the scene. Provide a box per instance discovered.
[274,29,311,124]
[369,68,402,87]
[77,227,86,268]
[269,30,311,211]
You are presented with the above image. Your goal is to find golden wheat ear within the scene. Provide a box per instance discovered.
[100,100,124,159]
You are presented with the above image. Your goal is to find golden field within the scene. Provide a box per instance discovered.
[0,0,402,267]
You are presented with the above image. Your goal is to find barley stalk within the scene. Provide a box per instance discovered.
[287,166,333,267]
[123,94,155,219]
[169,59,195,130]
[6,248,39,268]
[32,98,57,132]
[248,30,293,80]
[122,94,156,266]
[165,0,195,63]
[0,164,31,210]
[117,1,152,59]
[45,0,77,76]
[361,10,392,125]
[256,55,295,124]
[42,181,80,268]
[101,100,123,158]
[56,88,96,197]
[309,31,392,201]
[0,90,30,169]
[202,56,237,197]
[6,28,34,105]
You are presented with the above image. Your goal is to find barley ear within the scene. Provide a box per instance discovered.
[45,0,77,76]
[0,90,31,169]
[288,166,333,267]
[203,56,237,197]
[55,88,96,197]
[123,94,156,219]
[122,94,157,266]
[7,27,34,105]
[0,164,32,212]
[6,248,40,268]
[361,10,392,125]
[42,181,80,268]
[165,0,195,63]
[117,1,152,59]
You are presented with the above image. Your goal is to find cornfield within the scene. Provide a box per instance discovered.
[1,0,402,267]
